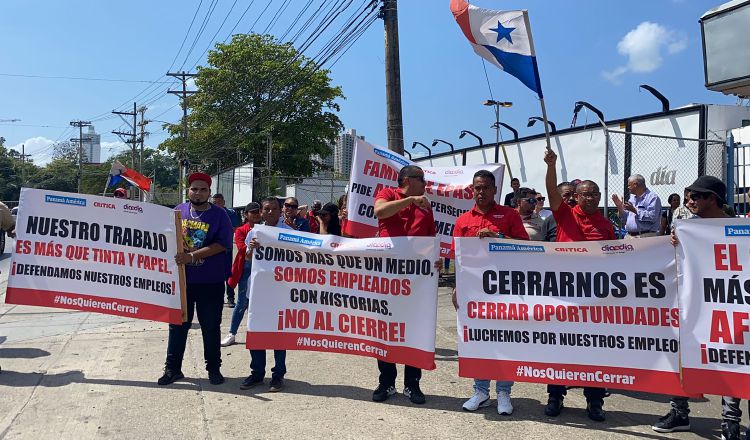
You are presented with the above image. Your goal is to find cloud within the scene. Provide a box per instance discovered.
[10,136,57,165]
[602,21,687,83]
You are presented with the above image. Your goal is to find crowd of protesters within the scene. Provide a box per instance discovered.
[158,146,747,439]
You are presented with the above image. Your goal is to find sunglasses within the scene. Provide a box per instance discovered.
[284,203,299,209]
[536,197,545,202]
[688,192,710,201]
[523,198,538,204]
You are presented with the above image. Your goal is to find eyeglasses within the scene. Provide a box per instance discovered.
[577,192,601,199]
[688,192,710,201]
[284,203,299,209]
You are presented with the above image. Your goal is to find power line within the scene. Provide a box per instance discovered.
[0,72,173,84]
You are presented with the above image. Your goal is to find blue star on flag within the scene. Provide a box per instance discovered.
[489,20,515,44]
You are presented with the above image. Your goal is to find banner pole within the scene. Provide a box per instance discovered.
[174,211,188,322]
[102,175,111,197]
[539,97,553,151]
[523,10,551,152]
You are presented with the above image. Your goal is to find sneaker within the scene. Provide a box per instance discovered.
[269,376,284,392]
[721,421,740,440]
[497,390,513,415]
[462,391,491,411]
[157,368,184,386]
[372,384,396,402]
[240,374,263,390]
[586,400,606,422]
[208,370,225,385]
[544,395,564,417]
[220,333,236,347]
[652,409,690,433]
[227,301,236,308]
[403,383,426,404]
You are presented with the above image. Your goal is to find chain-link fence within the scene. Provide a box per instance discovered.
[607,129,727,208]
[728,142,750,215]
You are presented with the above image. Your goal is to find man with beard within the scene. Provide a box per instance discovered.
[159,173,233,386]
[543,150,615,422]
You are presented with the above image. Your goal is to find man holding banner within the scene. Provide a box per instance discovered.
[654,176,744,439]
[451,169,528,415]
[543,150,615,422]
[159,172,233,386]
[371,164,435,404]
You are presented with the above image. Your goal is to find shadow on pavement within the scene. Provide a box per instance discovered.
[0,347,51,358]
[0,370,725,438]
[615,389,710,404]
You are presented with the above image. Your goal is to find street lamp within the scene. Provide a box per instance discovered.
[412,141,432,156]
[431,139,454,153]
[484,100,513,177]
[459,130,483,148]
[571,100,610,217]
[527,117,556,133]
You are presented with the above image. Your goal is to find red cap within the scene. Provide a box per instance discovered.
[188,172,212,187]
[114,188,127,196]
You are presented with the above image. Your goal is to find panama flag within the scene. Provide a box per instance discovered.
[450,0,543,98]
[108,160,152,192]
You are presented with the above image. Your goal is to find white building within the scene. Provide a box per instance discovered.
[82,126,101,163]
[334,128,364,177]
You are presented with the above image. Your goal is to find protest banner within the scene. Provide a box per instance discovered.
[246,225,439,369]
[344,138,503,257]
[6,188,185,324]
[455,236,688,395]
[676,217,750,398]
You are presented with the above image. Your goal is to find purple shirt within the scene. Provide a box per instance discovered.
[176,202,233,284]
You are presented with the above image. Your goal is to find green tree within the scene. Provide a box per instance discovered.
[160,33,344,196]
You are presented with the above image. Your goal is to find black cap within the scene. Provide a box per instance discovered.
[685,176,726,202]
[245,202,261,212]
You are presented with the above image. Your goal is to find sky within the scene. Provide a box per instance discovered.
[0,0,738,167]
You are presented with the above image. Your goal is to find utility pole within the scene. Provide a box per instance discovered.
[70,120,92,193]
[113,103,138,170]
[137,106,148,173]
[381,0,404,154]
[19,144,31,187]
[167,71,197,200]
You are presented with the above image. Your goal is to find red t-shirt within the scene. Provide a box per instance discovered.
[375,187,436,238]
[553,202,615,242]
[307,211,320,234]
[451,203,529,251]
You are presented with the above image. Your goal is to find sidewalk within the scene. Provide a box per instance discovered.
[0,248,730,439]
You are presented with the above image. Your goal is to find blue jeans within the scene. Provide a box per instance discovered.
[474,379,513,395]
[250,350,286,379]
[228,262,251,335]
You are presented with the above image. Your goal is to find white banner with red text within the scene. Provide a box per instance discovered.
[676,218,750,398]
[455,236,689,395]
[5,188,184,324]
[246,225,439,369]
[344,138,504,258]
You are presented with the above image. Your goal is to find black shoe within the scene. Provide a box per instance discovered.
[227,300,236,308]
[652,409,690,433]
[269,376,284,392]
[544,394,564,417]
[240,374,263,390]
[208,370,225,385]
[721,421,740,440]
[372,383,396,402]
[157,368,184,386]
[586,400,606,422]
[403,383,426,404]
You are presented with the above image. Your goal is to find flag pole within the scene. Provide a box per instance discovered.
[522,10,552,151]
[102,175,111,197]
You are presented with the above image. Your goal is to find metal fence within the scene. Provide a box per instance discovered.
[728,141,750,215]
[607,129,727,211]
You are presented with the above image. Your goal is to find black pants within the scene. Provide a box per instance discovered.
[225,280,235,302]
[547,384,606,402]
[378,360,421,387]
[165,282,224,372]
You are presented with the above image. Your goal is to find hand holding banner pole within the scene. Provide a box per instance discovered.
[174,210,188,322]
